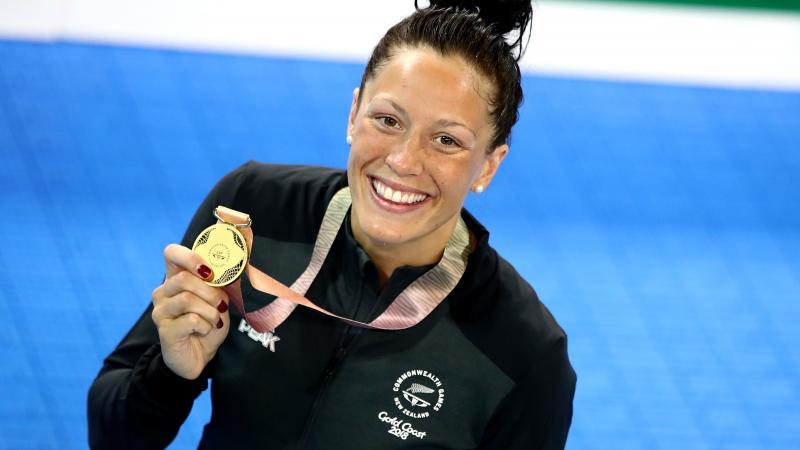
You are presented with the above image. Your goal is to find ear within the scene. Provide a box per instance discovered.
[473,144,509,191]
[347,87,360,138]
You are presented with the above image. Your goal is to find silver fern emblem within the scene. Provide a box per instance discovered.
[402,383,434,408]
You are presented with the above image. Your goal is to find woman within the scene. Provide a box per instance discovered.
[88,1,576,448]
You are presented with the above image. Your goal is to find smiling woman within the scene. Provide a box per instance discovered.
[88,1,576,449]
[347,47,508,284]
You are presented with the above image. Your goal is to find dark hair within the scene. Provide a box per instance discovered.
[357,0,533,150]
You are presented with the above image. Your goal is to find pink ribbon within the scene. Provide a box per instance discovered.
[218,188,470,334]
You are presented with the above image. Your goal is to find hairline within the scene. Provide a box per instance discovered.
[356,43,502,152]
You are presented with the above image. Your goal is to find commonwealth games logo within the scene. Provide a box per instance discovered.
[392,370,445,419]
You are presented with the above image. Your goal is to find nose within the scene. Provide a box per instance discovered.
[386,135,424,177]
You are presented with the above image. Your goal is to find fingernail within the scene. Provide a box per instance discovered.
[217,300,228,313]
[216,318,224,329]
[197,264,212,279]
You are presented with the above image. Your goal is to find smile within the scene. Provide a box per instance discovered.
[370,177,429,205]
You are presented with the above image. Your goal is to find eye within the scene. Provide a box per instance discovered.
[377,116,400,129]
[434,135,461,148]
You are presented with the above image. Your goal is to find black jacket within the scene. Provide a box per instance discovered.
[88,162,576,449]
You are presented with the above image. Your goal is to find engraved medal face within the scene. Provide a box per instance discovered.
[192,223,248,286]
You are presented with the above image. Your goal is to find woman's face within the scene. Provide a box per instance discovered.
[346,46,508,255]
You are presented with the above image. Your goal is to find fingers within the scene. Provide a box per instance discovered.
[153,243,231,343]
[162,313,216,341]
[153,290,222,327]
[161,270,227,309]
[163,243,214,281]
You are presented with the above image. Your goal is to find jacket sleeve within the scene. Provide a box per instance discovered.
[87,162,252,449]
[477,336,577,450]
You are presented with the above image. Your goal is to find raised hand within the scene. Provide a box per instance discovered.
[151,244,231,380]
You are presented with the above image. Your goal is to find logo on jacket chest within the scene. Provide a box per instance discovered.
[237,319,280,352]
[378,369,446,442]
[392,369,445,419]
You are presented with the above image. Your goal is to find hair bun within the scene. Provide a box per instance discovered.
[424,0,532,37]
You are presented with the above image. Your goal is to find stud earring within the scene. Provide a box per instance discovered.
[473,185,484,194]
[346,135,352,145]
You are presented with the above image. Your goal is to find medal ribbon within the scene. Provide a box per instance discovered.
[215,187,470,334]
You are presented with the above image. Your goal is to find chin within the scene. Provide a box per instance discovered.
[358,216,421,247]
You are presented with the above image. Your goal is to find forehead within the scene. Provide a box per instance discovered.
[362,47,493,126]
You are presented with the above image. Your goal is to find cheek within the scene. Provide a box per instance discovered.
[429,160,476,199]
[347,142,375,173]
[349,127,391,166]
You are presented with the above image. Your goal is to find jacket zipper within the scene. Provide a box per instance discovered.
[297,260,379,449]
[296,324,362,449]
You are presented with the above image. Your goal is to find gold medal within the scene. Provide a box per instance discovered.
[192,221,248,286]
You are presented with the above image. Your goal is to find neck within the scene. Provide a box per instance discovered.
[351,215,458,288]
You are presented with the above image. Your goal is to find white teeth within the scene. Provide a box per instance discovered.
[370,178,428,205]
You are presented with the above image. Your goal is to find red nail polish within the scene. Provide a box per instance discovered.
[217,300,228,313]
[197,264,212,279]
[216,318,224,329]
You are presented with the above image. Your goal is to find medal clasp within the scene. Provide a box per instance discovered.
[213,206,252,229]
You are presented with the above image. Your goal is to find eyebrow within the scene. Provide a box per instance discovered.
[375,97,477,139]
[376,98,409,119]
[435,119,477,139]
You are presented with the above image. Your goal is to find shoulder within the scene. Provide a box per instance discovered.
[451,232,577,447]
[227,161,346,201]
[474,268,577,446]
[452,219,572,386]
[218,161,348,241]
